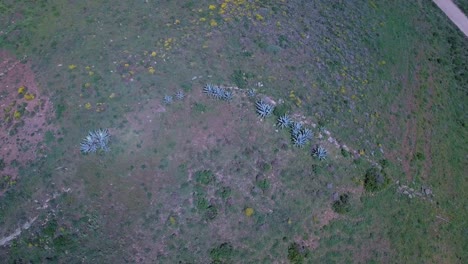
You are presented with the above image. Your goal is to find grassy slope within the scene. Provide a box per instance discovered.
[313,1,467,263]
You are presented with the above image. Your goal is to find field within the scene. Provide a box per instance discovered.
[0,0,466,263]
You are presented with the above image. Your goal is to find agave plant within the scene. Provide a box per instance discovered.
[80,136,97,154]
[175,90,185,100]
[292,132,309,148]
[212,86,225,99]
[203,83,216,94]
[80,128,111,154]
[256,100,274,118]
[203,84,233,101]
[302,128,313,140]
[290,122,302,137]
[163,95,173,104]
[312,145,327,160]
[247,89,256,98]
[277,114,292,129]
[222,90,233,101]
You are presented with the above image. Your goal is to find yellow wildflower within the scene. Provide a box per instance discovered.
[88,71,94,76]
[84,102,92,110]
[68,64,77,70]
[210,19,218,27]
[199,17,206,22]
[151,51,157,57]
[84,82,91,88]
[24,93,35,101]
[255,14,264,21]
[17,86,26,94]
[164,38,173,48]
[208,4,216,10]
[148,67,155,74]
[14,110,21,119]
[169,216,176,225]
[244,207,254,217]
[124,63,129,67]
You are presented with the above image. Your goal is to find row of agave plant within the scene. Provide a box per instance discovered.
[255,100,327,160]
[163,90,185,104]
[203,84,233,101]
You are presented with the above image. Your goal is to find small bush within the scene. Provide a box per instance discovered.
[273,103,291,117]
[192,102,207,113]
[332,193,350,214]
[261,162,272,172]
[195,170,215,185]
[379,159,390,168]
[210,243,234,263]
[216,186,232,199]
[340,148,350,157]
[311,164,323,174]
[363,168,390,192]
[256,179,270,191]
[288,242,308,263]
[231,70,248,88]
[204,205,218,220]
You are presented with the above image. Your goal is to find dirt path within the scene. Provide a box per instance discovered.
[433,0,468,37]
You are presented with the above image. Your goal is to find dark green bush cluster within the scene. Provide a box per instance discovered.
[332,193,350,214]
[363,167,390,192]
[287,242,308,263]
[210,243,234,263]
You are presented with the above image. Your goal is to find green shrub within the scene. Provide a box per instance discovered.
[341,148,350,157]
[332,193,351,214]
[195,170,215,185]
[273,103,291,117]
[363,168,390,192]
[210,243,234,263]
[216,186,232,199]
[379,159,390,168]
[256,179,270,191]
[231,70,248,89]
[193,102,207,113]
[288,242,308,263]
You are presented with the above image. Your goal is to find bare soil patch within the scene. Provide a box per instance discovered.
[0,50,58,195]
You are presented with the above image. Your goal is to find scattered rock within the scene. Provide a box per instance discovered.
[422,187,432,196]
[332,192,340,201]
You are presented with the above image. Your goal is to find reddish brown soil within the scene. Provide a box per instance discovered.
[385,51,434,182]
[0,50,57,195]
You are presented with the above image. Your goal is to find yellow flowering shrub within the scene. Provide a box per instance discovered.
[17,86,25,94]
[24,93,35,101]
[13,110,21,119]
[244,207,254,217]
